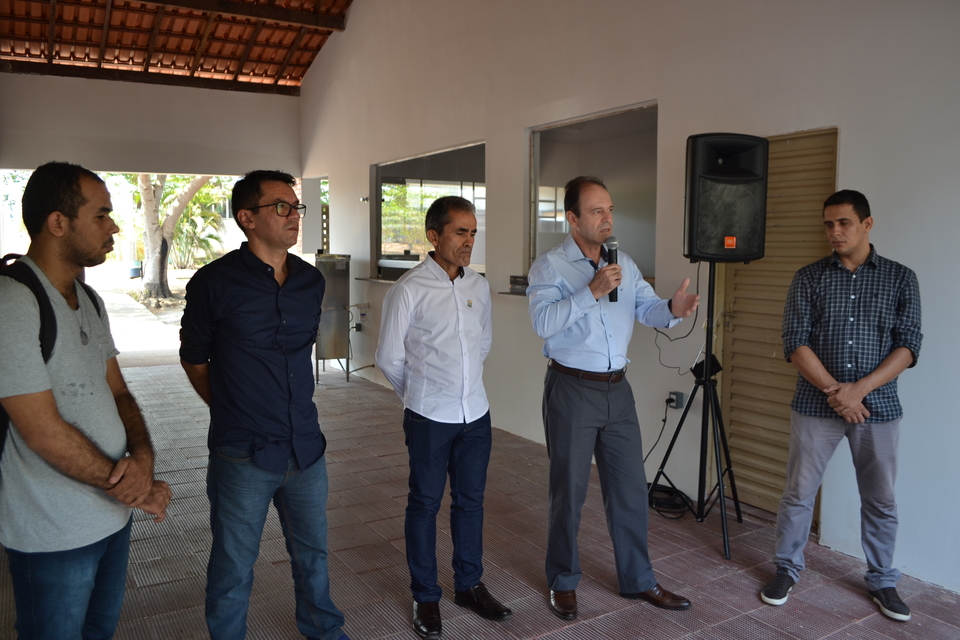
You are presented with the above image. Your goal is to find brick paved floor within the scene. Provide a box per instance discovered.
[2,365,958,639]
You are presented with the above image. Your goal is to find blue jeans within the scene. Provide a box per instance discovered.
[403,409,491,603]
[206,446,344,640]
[5,516,132,640]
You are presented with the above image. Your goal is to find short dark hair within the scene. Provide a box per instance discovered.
[22,161,103,239]
[425,196,475,236]
[823,189,871,221]
[564,176,606,218]
[231,170,296,230]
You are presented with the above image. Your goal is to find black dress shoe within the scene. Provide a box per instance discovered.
[454,582,512,621]
[549,589,578,620]
[413,601,442,639]
[621,583,691,610]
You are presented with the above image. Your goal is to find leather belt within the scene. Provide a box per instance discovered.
[549,359,625,383]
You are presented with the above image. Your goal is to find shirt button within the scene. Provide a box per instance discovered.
[849,317,854,321]
[290,373,294,377]
[850,295,855,299]
[848,341,853,345]
[846,364,852,368]
[282,320,286,324]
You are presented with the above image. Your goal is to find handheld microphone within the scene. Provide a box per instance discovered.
[605,236,618,302]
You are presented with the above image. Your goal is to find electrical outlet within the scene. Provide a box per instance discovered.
[669,391,685,409]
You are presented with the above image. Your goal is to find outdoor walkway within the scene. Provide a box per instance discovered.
[0,292,958,639]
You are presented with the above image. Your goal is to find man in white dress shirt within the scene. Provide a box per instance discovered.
[376,196,511,640]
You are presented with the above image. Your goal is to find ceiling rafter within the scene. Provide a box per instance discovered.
[190,13,217,75]
[1,59,301,95]
[231,19,263,81]
[97,0,115,68]
[0,0,352,92]
[273,26,304,84]
[137,0,345,31]
[47,0,58,63]
[8,18,307,54]
[5,35,301,68]
[143,6,166,72]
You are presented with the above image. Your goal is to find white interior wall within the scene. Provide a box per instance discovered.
[0,74,301,176]
[300,0,960,592]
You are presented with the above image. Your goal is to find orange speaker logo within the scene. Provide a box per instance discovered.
[724,237,737,249]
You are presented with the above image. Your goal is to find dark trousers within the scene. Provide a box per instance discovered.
[543,367,656,593]
[403,408,492,603]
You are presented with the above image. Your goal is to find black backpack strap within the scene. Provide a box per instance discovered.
[77,279,102,318]
[1,254,58,461]
[0,256,57,361]
[0,257,102,462]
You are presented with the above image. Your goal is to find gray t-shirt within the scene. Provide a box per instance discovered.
[0,257,131,552]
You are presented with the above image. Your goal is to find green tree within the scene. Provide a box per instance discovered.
[0,170,31,256]
[169,180,230,269]
[381,183,428,256]
[134,174,211,298]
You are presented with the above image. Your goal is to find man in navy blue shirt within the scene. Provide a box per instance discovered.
[760,190,922,623]
[181,170,348,640]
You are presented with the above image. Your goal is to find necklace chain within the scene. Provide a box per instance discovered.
[73,292,89,346]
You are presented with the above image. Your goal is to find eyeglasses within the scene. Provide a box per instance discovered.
[247,202,307,218]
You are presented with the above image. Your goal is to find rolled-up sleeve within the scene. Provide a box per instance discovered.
[893,268,922,367]
[782,270,812,362]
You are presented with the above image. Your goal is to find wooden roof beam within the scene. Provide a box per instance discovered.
[273,26,304,84]
[143,6,166,72]
[97,0,114,68]
[1,59,300,96]
[138,0,345,31]
[231,19,263,81]
[47,0,57,63]
[190,14,217,76]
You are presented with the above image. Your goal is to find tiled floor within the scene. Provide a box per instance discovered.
[2,364,959,639]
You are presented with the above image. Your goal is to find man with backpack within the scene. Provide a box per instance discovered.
[0,161,171,640]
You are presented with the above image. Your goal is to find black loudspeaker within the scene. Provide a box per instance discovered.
[684,133,769,262]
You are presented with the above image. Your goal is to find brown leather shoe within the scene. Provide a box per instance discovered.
[621,584,691,610]
[549,589,578,620]
[413,601,442,639]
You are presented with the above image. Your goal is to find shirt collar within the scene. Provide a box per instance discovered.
[829,243,878,269]
[425,252,463,281]
[561,234,608,268]
[238,241,300,275]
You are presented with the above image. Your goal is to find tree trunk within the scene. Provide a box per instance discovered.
[140,174,168,298]
[139,174,210,299]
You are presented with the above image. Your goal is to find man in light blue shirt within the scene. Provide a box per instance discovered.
[527,176,698,621]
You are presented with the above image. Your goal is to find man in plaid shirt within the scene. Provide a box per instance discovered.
[760,190,922,622]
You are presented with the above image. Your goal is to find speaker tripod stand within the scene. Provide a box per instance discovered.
[650,261,743,559]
